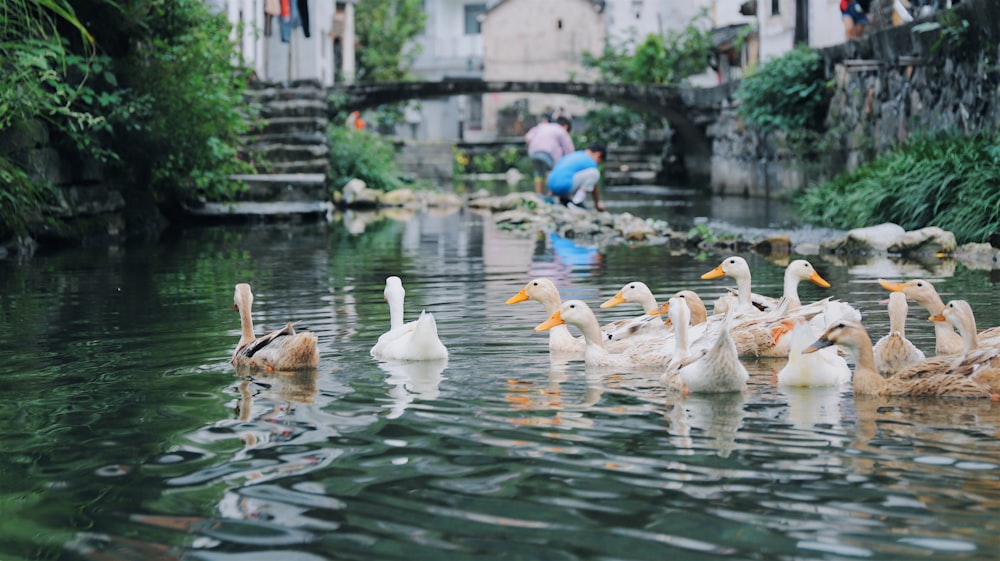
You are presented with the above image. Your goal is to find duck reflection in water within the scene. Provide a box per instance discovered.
[378,359,447,419]
[505,359,604,429]
[664,391,748,458]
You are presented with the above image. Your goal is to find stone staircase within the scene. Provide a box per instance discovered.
[186,80,333,223]
[603,144,663,186]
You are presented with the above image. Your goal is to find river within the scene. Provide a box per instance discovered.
[1,191,998,561]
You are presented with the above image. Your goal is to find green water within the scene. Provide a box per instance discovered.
[1,203,999,561]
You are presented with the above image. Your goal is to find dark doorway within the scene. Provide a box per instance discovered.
[794,0,809,45]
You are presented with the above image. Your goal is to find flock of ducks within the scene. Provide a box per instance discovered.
[228,256,1000,401]
[508,256,1000,400]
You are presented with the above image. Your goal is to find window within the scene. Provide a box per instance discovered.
[771,0,780,15]
[464,3,486,35]
[467,96,483,130]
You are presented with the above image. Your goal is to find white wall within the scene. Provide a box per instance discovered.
[809,0,852,49]
[224,0,341,86]
[754,0,852,62]
[480,0,605,136]
[410,0,486,142]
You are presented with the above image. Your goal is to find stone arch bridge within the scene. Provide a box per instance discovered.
[328,80,738,179]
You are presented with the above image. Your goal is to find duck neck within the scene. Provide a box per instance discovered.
[956,313,980,353]
[673,317,690,360]
[541,293,562,315]
[783,274,802,309]
[736,274,753,310]
[851,334,886,396]
[888,295,907,335]
[388,293,405,330]
[637,293,659,314]
[576,316,607,349]
[237,300,256,349]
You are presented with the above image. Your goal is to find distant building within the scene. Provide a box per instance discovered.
[219,0,358,86]
[409,0,488,141]
[752,0,853,60]
[481,0,606,137]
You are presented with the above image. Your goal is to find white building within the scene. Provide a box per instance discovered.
[219,0,358,86]
[408,0,488,141]
[480,0,606,137]
[754,0,852,60]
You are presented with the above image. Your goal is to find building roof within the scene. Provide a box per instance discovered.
[710,23,752,50]
[486,0,605,15]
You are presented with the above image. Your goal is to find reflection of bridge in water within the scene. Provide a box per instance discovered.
[329,79,738,180]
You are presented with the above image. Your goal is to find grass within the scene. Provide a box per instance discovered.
[797,132,1000,244]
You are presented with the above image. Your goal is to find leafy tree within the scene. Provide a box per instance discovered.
[582,10,714,85]
[1,0,256,241]
[734,45,829,133]
[0,0,112,237]
[579,10,714,148]
[354,0,427,82]
[102,0,256,205]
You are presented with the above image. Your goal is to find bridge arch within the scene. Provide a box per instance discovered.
[328,80,737,181]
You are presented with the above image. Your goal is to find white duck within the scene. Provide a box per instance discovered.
[878,278,962,355]
[805,320,993,399]
[231,283,319,371]
[713,259,832,314]
[930,300,1000,393]
[702,256,763,317]
[777,320,850,387]
[599,281,668,341]
[663,300,749,394]
[535,300,668,368]
[506,278,585,354]
[880,278,1000,355]
[872,291,926,377]
[371,276,448,361]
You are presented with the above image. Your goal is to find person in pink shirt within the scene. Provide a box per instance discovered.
[525,116,574,195]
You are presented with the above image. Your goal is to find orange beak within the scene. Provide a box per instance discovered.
[701,264,725,280]
[929,313,945,322]
[809,271,831,288]
[535,310,565,332]
[878,279,906,292]
[600,291,627,309]
[506,288,529,305]
[649,301,669,316]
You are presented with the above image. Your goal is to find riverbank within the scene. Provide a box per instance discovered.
[4,181,996,275]
[327,185,1000,273]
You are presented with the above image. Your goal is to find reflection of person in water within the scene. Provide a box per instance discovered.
[549,232,600,271]
[528,232,601,280]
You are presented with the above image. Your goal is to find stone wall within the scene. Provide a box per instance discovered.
[0,119,127,253]
[710,0,1000,197]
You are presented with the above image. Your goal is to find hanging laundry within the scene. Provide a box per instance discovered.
[297,0,311,39]
[279,0,301,43]
[264,0,280,37]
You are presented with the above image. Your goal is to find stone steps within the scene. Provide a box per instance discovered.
[252,117,329,137]
[219,81,332,221]
[185,200,334,224]
[231,173,328,202]
[251,143,330,163]
[264,158,331,175]
[260,99,328,119]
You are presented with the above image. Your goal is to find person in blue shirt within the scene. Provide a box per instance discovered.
[546,142,606,212]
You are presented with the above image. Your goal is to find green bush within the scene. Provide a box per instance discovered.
[798,132,1000,244]
[1,0,257,234]
[582,10,714,85]
[734,46,829,133]
[577,106,652,147]
[110,0,255,203]
[328,126,404,192]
